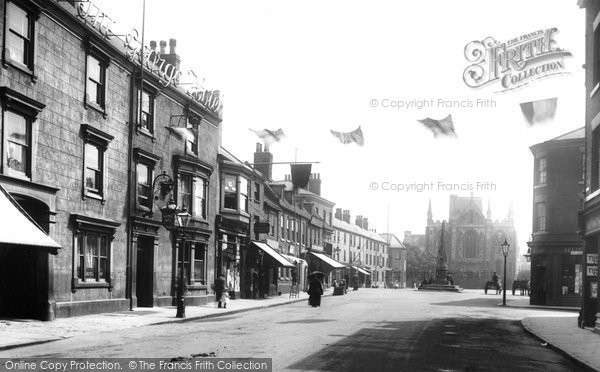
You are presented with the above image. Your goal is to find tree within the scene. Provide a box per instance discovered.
[405,242,437,283]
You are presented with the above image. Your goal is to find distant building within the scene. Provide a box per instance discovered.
[425,195,518,289]
[381,233,406,288]
[527,128,584,307]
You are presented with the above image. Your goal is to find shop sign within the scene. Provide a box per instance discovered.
[587,265,598,277]
[254,222,270,234]
[591,282,598,299]
[73,0,222,114]
[587,254,599,265]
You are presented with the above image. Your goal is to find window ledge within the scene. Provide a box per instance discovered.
[136,127,156,141]
[83,191,106,205]
[2,59,36,82]
[84,100,107,119]
[71,278,112,293]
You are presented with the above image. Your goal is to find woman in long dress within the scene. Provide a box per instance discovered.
[308,277,323,307]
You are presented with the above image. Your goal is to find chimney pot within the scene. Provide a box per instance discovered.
[150,40,157,50]
[256,143,262,152]
[159,40,167,54]
[169,38,177,54]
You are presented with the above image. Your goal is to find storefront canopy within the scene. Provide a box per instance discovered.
[0,184,60,252]
[251,241,295,268]
[352,266,371,276]
[310,251,345,269]
[280,253,307,266]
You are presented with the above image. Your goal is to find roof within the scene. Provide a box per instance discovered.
[0,184,61,252]
[333,218,387,244]
[380,233,405,248]
[549,127,585,141]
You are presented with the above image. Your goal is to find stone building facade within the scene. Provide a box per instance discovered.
[425,195,518,289]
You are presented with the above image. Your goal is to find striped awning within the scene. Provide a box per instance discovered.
[352,266,371,276]
[0,184,60,252]
[251,241,295,268]
[310,251,345,269]
[280,253,307,266]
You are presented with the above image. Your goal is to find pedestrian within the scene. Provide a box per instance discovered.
[214,274,226,308]
[308,276,323,307]
[221,289,230,309]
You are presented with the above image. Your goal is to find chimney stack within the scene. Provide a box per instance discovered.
[335,208,342,220]
[308,173,322,195]
[342,210,351,224]
[355,215,363,227]
[254,143,273,180]
[362,217,369,230]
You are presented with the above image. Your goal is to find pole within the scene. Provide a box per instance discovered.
[176,231,186,318]
[502,253,507,306]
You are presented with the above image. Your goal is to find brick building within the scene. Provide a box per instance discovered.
[527,128,584,307]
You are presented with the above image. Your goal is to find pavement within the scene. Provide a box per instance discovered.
[0,289,598,371]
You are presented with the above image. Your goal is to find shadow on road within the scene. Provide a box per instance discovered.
[431,297,502,308]
[285,317,582,372]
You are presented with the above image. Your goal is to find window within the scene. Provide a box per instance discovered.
[84,40,110,115]
[223,174,237,209]
[84,143,102,194]
[138,88,154,133]
[134,148,160,212]
[70,214,119,291]
[464,230,477,258]
[239,177,248,212]
[268,213,276,236]
[537,157,547,184]
[280,214,285,239]
[86,55,105,108]
[77,231,109,281]
[536,202,546,231]
[0,87,44,179]
[3,0,38,74]
[178,242,207,285]
[5,111,29,177]
[186,122,198,156]
[254,181,260,202]
[178,174,207,219]
[594,24,600,87]
[81,124,114,202]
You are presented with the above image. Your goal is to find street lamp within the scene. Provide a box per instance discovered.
[501,239,510,306]
[175,209,192,318]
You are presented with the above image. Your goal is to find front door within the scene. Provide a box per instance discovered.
[136,236,154,307]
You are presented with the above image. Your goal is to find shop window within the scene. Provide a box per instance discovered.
[3,0,39,77]
[70,214,119,291]
[177,242,207,286]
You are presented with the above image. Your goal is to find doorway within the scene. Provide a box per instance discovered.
[136,236,155,307]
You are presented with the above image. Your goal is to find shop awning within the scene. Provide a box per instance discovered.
[352,266,371,276]
[280,253,307,266]
[310,251,345,269]
[252,241,295,268]
[0,184,60,252]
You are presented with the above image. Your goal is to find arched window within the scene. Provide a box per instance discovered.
[464,230,478,258]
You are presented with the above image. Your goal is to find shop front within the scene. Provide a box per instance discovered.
[242,241,295,298]
[308,251,346,287]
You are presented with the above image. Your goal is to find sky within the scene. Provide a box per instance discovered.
[93,0,586,256]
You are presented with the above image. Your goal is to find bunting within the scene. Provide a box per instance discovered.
[250,128,285,146]
[330,126,364,146]
[417,115,457,138]
[519,97,558,125]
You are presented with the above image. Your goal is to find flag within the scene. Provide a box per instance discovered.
[290,163,312,189]
[165,126,195,141]
[520,97,558,125]
[250,128,285,147]
[417,115,457,138]
[330,126,364,146]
